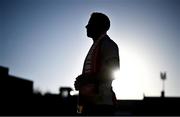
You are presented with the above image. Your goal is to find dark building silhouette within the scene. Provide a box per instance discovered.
[0,66,77,115]
[0,66,33,97]
[115,95,180,116]
[0,66,34,115]
[0,66,180,116]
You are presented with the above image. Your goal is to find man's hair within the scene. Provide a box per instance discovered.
[90,12,110,31]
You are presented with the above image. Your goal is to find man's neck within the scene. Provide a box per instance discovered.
[92,33,107,42]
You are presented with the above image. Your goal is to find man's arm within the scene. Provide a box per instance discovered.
[99,39,120,81]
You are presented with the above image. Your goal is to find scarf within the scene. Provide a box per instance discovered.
[82,34,106,74]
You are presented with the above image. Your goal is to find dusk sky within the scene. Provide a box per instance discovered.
[0,0,179,99]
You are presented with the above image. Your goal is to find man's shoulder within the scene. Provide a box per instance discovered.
[101,35,118,49]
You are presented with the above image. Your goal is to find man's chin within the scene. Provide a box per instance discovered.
[87,34,92,38]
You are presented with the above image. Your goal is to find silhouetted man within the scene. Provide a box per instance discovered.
[74,12,120,115]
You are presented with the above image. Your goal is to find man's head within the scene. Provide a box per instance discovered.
[86,12,110,39]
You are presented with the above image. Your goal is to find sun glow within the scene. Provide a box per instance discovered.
[112,46,150,99]
[113,69,121,79]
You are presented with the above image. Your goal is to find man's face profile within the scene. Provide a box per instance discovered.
[86,18,97,38]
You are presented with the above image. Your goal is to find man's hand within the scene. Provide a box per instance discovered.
[74,74,90,90]
[74,74,84,91]
[74,74,98,91]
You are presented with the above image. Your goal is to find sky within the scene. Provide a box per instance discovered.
[0,0,179,99]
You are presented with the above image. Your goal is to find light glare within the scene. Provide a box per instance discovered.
[113,69,120,79]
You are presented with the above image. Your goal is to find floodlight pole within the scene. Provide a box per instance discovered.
[160,72,166,97]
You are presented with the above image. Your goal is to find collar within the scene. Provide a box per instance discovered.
[94,33,107,43]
